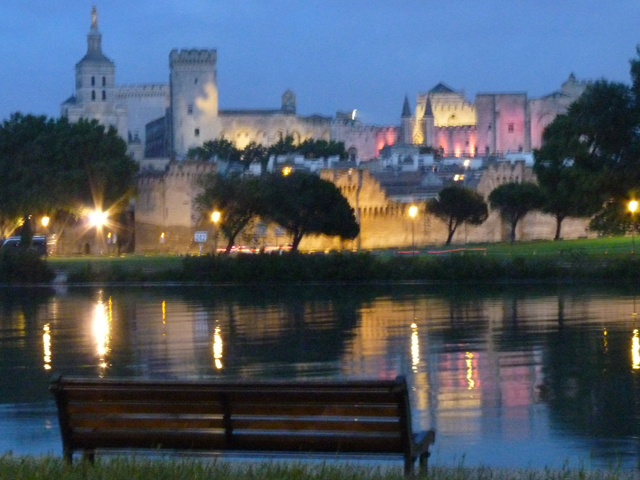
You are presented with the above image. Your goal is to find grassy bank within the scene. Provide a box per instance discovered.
[49,249,640,284]
[0,456,636,480]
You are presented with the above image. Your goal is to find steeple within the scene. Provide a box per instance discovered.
[79,6,112,64]
[401,95,412,118]
[424,97,433,117]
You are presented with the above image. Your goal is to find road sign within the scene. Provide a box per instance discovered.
[194,231,207,243]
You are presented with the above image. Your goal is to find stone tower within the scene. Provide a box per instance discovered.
[400,95,412,144]
[423,97,434,148]
[62,7,127,136]
[169,49,219,157]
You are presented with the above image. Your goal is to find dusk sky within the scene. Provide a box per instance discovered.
[2,1,640,126]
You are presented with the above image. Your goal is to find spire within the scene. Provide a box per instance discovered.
[424,97,433,117]
[401,95,411,118]
[78,6,112,64]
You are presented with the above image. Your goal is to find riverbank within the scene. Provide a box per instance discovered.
[0,456,636,480]
[49,250,640,284]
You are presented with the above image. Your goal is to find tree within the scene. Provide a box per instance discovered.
[195,173,263,253]
[0,114,138,232]
[426,185,488,245]
[297,139,347,159]
[187,138,240,162]
[261,171,359,251]
[488,182,545,244]
[533,115,603,240]
[240,142,268,170]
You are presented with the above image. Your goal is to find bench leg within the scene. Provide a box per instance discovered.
[419,451,430,476]
[63,448,73,465]
[82,450,95,464]
[404,455,415,477]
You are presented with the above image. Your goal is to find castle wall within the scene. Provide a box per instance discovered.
[330,122,397,161]
[219,114,330,150]
[136,161,217,253]
[433,126,477,157]
[476,93,528,155]
[116,84,169,150]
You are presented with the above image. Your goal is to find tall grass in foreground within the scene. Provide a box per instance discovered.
[0,456,638,480]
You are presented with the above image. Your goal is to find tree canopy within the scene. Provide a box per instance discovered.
[488,182,545,244]
[426,185,488,245]
[0,113,138,237]
[195,173,263,253]
[260,171,359,251]
[533,47,640,235]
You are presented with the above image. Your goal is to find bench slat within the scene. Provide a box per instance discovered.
[69,416,400,434]
[69,430,405,454]
[67,402,400,419]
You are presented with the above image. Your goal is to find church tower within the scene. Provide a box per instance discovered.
[169,49,219,157]
[61,7,127,137]
[423,97,435,148]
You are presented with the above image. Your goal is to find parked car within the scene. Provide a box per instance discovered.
[0,235,53,257]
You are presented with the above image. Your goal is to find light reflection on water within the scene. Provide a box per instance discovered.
[1,285,640,469]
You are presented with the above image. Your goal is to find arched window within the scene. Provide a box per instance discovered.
[102,76,106,87]
[91,76,95,86]
[91,90,96,101]
[102,90,106,101]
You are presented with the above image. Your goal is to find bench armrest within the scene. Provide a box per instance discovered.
[411,429,436,455]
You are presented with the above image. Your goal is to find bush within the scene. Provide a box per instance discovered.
[0,248,55,284]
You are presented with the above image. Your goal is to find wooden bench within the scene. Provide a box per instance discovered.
[50,375,435,476]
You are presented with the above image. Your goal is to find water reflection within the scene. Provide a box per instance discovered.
[2,285,640,468]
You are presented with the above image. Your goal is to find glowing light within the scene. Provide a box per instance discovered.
[463,159,470,168]
[351,109,357,121]
[466,352,475,389]
[282,166,292,176]
[411,323,420,372]
[213,325,223,370]
[630,200,638,214]
[41,216,50,228]
[454,147,461,158]
[43,324,52,370]
[93,299,111,373]
[409,205,418,219]
[88,209,108,227]
[633,329,640,370]
[211,211,221,223]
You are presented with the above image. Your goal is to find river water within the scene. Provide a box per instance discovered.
[2,283,640,469]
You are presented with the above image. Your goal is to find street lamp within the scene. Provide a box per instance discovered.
[630,200,638,253]
[409,205,418,251]
[211,211,221,254]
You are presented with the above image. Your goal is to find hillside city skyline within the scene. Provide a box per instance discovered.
[2,2,640,126]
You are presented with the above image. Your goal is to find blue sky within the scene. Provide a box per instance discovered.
[2,1,640,125]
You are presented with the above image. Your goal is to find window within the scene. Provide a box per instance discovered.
[194,78,198,84]
[102,76,106,87]
[102,90,106,101]
[194,128,200,137]
[91,90,96,101]
[187,104,194,115]
[91,76,95,86]
[508,123,514,133]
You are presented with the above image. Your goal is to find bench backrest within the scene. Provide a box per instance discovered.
[50,375,415,456]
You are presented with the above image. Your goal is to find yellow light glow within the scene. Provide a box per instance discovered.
[633,329,640,370]
[411,323,420,373]
[466,352,475,390]
[41,216,50,228]
[211,211,221,223]
[213,325,223,370]
[88,209,108,227]
[630,200,638,214]
[409,205,418,218]
[93,300,111,372]
[463,159,471,168]
[282,166,292,176]
[160,232,165,239]
[43,323,52,371]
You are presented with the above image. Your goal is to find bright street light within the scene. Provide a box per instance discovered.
[211,211,221,223]
[211,211,221,254]
[409,205,418,250]
[41,216,50,228]
[88,209,108,228]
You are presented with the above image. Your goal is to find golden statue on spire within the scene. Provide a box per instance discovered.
[91,6,98,29]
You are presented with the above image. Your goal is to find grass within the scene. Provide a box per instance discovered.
[39,235,640,284]
[0,456,636,480]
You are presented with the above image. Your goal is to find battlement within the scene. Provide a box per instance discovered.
[116,84,169,98]
[170,49,217,66]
